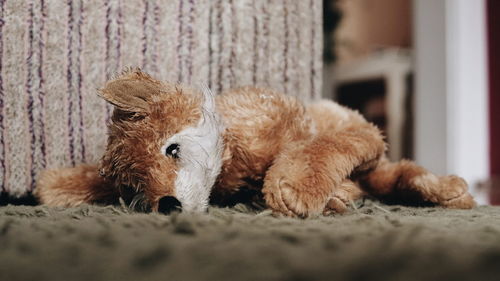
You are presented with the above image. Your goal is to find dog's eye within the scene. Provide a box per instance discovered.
[165,143,180,158]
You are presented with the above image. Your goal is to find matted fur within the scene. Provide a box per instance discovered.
[36,70,476,217]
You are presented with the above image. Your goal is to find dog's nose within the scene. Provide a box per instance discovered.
[158,196,182,214]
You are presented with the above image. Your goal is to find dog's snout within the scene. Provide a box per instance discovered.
[158,196,182,214]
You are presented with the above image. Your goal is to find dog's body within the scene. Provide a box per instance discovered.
[36,70,475,217]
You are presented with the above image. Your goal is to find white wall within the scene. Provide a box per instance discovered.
[414,0,489,203]
[414,0,448,176]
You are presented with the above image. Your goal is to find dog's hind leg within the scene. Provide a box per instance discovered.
[359,157,476,208]
[35,164,119,207]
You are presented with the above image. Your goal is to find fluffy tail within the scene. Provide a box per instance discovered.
[359,157,476,208]
[35,164,119,207]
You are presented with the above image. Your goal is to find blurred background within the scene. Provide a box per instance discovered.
[323,0,498,205]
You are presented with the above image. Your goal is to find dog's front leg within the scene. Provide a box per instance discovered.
[262,122,385,217]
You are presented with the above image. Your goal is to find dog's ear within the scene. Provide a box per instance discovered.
[98,69,163,114]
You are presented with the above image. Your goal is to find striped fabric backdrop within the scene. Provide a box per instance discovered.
[0,0,323,197]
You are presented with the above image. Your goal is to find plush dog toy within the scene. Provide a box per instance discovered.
[36,69,475,217]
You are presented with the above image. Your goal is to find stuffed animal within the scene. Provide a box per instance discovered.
[35,69,475,217]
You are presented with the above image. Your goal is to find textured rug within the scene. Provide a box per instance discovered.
[1,201,500,281]
[0,0,323,196]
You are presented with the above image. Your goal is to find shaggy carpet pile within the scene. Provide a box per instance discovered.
[1,200,500,281]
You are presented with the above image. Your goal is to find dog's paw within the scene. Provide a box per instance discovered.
[410,174,476,209]
[263,176,330,218]
[323,180,364,215]
[323,197,348,215]
[437,175,476,209]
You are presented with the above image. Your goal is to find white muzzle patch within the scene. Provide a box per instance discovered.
[160,85,224,212]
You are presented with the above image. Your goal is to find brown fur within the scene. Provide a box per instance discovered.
[36,70,476,217]
[34,164,117,207]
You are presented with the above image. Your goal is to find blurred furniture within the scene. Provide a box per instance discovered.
[488,0,500,204]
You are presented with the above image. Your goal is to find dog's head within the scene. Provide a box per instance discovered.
[98,69,223,213]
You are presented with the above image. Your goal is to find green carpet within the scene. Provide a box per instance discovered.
[1,201,500,281]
